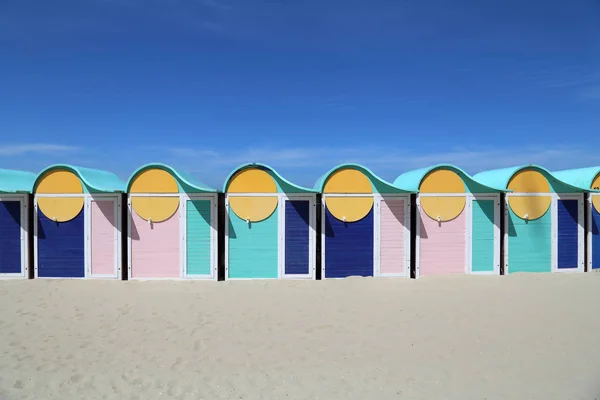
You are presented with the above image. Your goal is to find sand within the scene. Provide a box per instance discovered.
[1,273,599,400]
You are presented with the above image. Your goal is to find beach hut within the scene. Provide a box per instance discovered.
[474,165,585,274]
[33,165,125,279]
[394,164,502,277]
[553,167,600,272]
[0,169,36,278]
[317,163,412,279]
[224,163,317,279]
[127,163,218,280]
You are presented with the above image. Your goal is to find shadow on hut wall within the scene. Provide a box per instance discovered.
[410,193,417,279]
[125,201,141,280]
[120,193,128,280]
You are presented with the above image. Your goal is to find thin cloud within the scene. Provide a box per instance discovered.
[0,144,80,156]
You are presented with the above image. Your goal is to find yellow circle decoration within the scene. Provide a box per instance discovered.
[228,168,277,193]
[325,197,374,222]
[507,169,551,220]
[591,173,600,213]
[130,168,180,222]
[227,168,279,222]
[419,169,466,222]
[36,170,84,222]
[131,197,180,222]
[323,168,374,222]
[130,168,179,194]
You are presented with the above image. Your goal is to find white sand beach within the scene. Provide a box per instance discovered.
[1,273,600,400]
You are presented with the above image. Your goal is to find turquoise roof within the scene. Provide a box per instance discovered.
[34,164,126,193]
[0,169,37,193]
[314,163,412,194]
[224,162,316,193]
[127,163,216,193]
[473,164,587,193]
[552,167,600,191]
[393,164,502,193]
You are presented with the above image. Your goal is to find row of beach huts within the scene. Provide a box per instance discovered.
[0,162,599,280]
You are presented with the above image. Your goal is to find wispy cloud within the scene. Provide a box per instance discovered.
[526,63,600,102]
[149,143,597,188]
[0,144,80,156]
[578,85,600,101]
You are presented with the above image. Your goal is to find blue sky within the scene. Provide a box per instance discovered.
[1,0,599,188]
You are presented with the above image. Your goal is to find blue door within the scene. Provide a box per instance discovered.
[284,200,311,276]
[557,199,579,270]
[38,210,85,278]
[324,206,374,278]
[0,200,22,274]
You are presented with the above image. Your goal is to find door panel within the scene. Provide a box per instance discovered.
[284,200,310,275]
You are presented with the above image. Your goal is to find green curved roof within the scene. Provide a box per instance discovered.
[127,163,216,193]
[33,164,126,193]
[314,163,412,194]
[224,162,315,193]
[394,164,502,193]
[0,169,37,193]
[552,166,600,191]
[473,164,586,193]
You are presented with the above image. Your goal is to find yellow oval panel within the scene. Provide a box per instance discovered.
[507,169,551,220]
[323,168,373,222]
[591,173,600,213]
[36,170,84,222]
[228,168,277,193]
[420,169,466,222]
[130,169,180,222]
[325,197,374,222]
[323,168,372,194]
[130,168,179,194]
[420,196,466,222]
[132,197,180,222]
[508,196,551,220]
[229,196,278,222]
[227,168,278,222]
[38,197,84,222]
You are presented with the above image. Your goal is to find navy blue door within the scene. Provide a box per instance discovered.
[557,199,578,270]
[284,200,310,275]
[0,200,22,274]
[324,207,373,278]
[38,210,85,278]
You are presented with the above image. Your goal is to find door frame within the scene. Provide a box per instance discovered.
[553,193,584,273]
[416,192,499,278]
[587,194,600,272]
[504,192,584,274]
[467,194,501,275]
[224,193,317,280]
[34,193,121,279]
[373,194,411,278]
[0,194,29,279]
[180,194,218,280]
[128,193,217,280]
[279,194,317,280]
[321,193,410,279]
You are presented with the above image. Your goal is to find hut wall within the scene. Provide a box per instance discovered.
[378,198,407,275]
[418,205,466,276]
